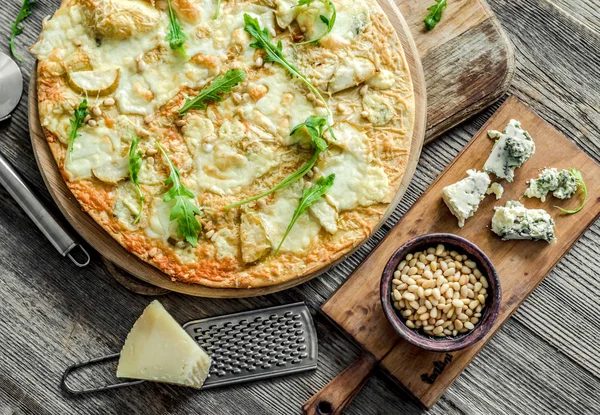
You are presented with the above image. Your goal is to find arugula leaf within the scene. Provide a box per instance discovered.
[165,0,187,55]
[555,169,587,215]
[243,14,333,121]
[67,99,89,163]
[424,0,447,31]
[225,115,330,209]
[275,173,335,254]
[179,69,246,115]
[296,0,336,46]
[9,0,34,62]
[214,0,221,19]
[157,143,202,246]
[128,134,145,224]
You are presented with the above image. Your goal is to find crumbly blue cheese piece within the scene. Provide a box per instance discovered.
[484,119,535,182]
[442,170,491,227]
[491,201,556,243]
[524,168,578,202]
[486,182,504,200]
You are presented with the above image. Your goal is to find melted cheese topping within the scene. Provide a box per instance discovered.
[318,123,389,211]
[260,184,321,253]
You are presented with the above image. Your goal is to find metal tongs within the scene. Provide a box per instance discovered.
[0,52,89,266]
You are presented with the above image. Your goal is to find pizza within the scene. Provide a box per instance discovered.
[31,0,415,288]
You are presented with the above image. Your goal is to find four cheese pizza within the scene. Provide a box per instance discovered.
[31,0,415,288]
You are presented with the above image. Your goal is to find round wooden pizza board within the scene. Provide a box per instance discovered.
[28,0,426,298]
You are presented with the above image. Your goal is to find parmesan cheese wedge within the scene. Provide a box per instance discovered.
[116,300,212,388]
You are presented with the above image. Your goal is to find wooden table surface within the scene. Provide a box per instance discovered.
[1,1,598,414]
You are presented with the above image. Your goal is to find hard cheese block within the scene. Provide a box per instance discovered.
[117,300,211,388]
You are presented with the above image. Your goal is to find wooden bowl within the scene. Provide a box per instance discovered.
[380,233,501,352]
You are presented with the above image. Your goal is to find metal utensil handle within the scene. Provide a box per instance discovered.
[61,353,145,395]
[0,153,89,266]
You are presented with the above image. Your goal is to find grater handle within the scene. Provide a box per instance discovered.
[302,353,377,415]
[61,353,145,394]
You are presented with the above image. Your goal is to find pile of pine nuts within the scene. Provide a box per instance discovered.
[391,244,488,337]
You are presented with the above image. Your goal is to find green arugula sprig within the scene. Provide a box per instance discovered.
[296,0,337,46]
[9,0,34,62]
[214,0,221,19]
[157,143,202,246]
[243,14,333,123]
[165,0,187,55]
[179,69,246,115]
[555,169,587,215]
[128,134,145,224]
[67,99,89,162]
[226,116,329,209]
[276,173,335,254]
[424,0,447,31]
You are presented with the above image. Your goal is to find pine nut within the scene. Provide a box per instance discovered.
[465,260,476,269]
[481,277,489,288]
[460,286,468,298]
[435,244,445,255]
[417,306,427,315]
[443,268,455,277]
[419,313,429,321]
[464,322,475,330]
[402,310,412,317]
[403,292,416,301]
[406,320,415,329]
[454,319,463,330]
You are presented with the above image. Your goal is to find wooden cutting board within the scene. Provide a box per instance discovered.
[402,0,513,141]
[28,0,427,298]
[312,97,600,409]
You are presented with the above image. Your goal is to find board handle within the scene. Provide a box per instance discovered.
[302,353,377,415]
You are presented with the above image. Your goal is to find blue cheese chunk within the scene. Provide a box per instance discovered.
[491,201,556,243]
[486,182,504,200]
[524,168,578,202]
[484,119,535,182]
[442,170,491,228]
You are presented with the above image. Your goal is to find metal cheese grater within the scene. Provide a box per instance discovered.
[61,302,318,394]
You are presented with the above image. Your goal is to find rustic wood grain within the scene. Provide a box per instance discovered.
[397,0,515,141]
[27,0,427,298]
[1,0,599,414]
